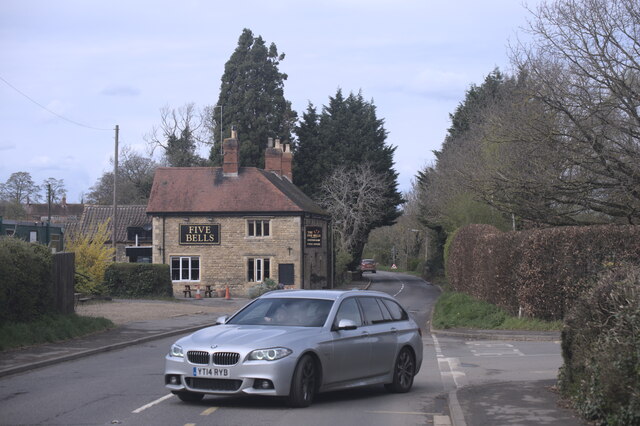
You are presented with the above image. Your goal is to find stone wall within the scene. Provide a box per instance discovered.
[152,215,303,297]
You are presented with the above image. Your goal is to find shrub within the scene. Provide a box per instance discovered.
[0,237,54,324]
[248,278,278,299]
[103,263,172,297]
[334,249,353,286]
[559,264,640,425]
[65,220,115,295]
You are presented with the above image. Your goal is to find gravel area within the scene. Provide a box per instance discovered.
[76,299,241,325]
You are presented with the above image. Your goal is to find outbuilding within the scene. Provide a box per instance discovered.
[146,130,333,297]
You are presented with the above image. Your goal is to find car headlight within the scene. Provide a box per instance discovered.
[248,347,292,361]
[169,344,184,358]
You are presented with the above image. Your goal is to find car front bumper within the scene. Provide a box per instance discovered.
[164,353,298,397]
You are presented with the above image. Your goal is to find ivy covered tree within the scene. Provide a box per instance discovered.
[209,28,297,167]
[295,89,403,267]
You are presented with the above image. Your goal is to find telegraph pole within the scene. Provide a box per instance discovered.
[112,125,119,259]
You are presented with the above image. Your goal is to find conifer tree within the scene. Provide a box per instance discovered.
[295,89,403,266]
[209,28,296,167]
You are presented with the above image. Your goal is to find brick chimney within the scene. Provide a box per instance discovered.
[223,127,239,176]
[264,137,283,175]
[282,142,293,181]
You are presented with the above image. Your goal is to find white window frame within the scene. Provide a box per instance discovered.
[247,257,271,282]
[247,219,270,237]
[170,256,200,282]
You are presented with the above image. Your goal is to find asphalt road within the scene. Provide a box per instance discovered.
[0,272,578,425]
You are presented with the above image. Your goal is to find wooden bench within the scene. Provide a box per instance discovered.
[74,293,91,307]
[204,285,213,298]
[183,285,192,298]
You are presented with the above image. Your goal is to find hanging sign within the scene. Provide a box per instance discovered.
[305,226,322,247]
[180,224,220,245]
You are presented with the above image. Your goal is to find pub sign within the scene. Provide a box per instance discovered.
[305,226,322,247]
[180,224,220,245]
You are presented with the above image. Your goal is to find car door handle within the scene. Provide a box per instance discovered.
[361,331,369,336]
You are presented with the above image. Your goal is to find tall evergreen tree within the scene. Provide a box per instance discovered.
[295,89,403,265]
[209,28,296,167]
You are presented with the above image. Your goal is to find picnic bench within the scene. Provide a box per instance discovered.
[204,285,213,298]
[183,285,192,298]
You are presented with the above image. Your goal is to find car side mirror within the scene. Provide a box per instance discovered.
[336,319,358,331]
[216,315,229,325]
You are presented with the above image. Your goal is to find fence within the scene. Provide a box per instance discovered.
[52,252,75,315]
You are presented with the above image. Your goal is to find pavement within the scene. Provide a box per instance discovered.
[0,283,585,425]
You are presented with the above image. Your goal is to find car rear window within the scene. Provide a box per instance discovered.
[358,297,386,324]
[381,298,409,321]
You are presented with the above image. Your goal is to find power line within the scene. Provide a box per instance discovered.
[0,75,111,131]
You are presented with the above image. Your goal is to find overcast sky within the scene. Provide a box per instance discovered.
[0,0,540,203]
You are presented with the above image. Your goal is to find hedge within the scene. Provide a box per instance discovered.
[0,237,54,323]
[447,224,640,320]
[103,263,172,297]
[559,264,640,425]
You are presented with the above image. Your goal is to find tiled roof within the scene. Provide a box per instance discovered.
[26,202,84,222]
[69,205,150,243]
[146,167,328,217]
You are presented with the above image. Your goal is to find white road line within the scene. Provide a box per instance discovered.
[132,394,173,414]
[391,274,406,297]
[432,334,468,426]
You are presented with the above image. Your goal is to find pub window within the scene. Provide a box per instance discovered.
[247,220,270,237]
[247,257,271,282]
[170,256,200,281]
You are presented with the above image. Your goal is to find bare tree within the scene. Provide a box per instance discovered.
[86,146,157,204]
[1,172,40,204]
[42,177,67,203]
[319,163,389,260]
[507,0,640,223]
[145,103,208,167]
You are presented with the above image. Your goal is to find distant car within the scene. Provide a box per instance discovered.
[360,258,377,273]
[164,289,423,407]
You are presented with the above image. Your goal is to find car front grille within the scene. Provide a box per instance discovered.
[187,351,210,365]
[212,352,239,366]
[186,377,242,392]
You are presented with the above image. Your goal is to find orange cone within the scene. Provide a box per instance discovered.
[195,284,202,300]
[225,285,231,300]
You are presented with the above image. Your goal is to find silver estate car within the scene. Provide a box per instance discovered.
[164,289,423,407]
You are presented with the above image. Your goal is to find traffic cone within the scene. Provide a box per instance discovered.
[225,285,231,300]
[195,284,202,300]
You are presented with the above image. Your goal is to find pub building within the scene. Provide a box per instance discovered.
[146,129,333,297]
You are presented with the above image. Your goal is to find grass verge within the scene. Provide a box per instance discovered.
[0,314,115,351]
[432,290,562,331]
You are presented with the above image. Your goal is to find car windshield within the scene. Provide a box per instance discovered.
[228,298,334,327]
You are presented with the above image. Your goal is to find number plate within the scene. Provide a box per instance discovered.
[192,367,230,377]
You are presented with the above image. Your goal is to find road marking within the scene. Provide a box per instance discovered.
[391,274,406,296]
[434,415,452,425]
[132,393,173,413]
[185,424,196,426]
[432,335,468,426]
[366,410,432,415]
[201,406,218,415]
[466,342,524,357]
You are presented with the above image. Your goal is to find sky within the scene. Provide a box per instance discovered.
[0,0,540,203]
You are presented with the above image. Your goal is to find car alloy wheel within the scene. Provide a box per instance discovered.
[385,347,415,393]
[288,354,316,408]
